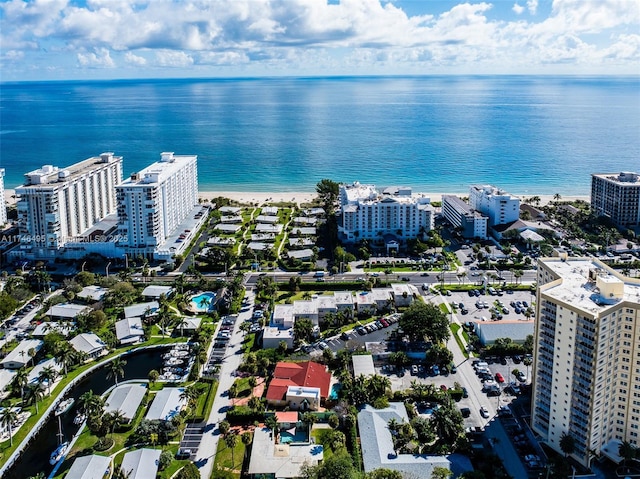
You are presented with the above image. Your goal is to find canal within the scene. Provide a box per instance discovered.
[5,348,167,479]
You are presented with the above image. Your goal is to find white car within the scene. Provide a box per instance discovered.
[480,406,490,418]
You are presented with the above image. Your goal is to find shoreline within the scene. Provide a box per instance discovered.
[4,188,590,207]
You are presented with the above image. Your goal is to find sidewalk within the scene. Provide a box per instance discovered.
[195,290,254,478]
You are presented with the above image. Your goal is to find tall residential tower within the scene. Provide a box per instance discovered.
[116,152,198,259]
[591,172,640,230]
[14,153,123,258]
[469,184,520,227]
[532,256,640,467]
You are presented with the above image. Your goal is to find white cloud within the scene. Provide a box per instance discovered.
[0,0,639,79]
[77,47,115,67]
[155,50,194,67]
[124,51,147,66]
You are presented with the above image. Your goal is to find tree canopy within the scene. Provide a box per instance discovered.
[399,301,450,343]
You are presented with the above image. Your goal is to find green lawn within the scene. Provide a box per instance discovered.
[214,434,247,478]
[450,323,469,359]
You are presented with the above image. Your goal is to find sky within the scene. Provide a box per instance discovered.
[1,0,639,81]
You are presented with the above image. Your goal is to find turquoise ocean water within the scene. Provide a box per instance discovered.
[1,76,638,195]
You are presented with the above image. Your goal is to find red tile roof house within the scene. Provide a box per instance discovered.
[266,361,332,411]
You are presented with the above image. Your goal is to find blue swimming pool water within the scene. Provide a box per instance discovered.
[279,429,308,444]
[329,384,341,400]
[190,292,216,312]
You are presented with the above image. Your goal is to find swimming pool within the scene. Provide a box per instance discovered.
[279,429,309,444]
[190,292,216,312]
[329,383,341,400]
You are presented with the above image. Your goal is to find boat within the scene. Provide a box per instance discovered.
[73,412,86,425]
[50,442,69,465]
[55,398,75,416]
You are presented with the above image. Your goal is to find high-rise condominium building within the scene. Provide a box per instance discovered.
[441,195,488,240]
[116,152,198,259]
[532,256,640,467]
[15,153,123,258]
[0,168,7,226]
[591,172,640,229]
[338,182,434,244]
[469,184,520,227]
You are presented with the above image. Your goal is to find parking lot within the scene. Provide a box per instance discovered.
[442,287,536,325]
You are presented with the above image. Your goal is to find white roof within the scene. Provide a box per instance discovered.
[0,339,43,368]
[105,383,147,421]
[179,317,202,330]
[142,285,174,298]
[121,448,161,479]
[255,224,283,233]
[32,321,74,337]
[256,215,279,224]
[287,249,314,259]
[219,206,241,214]
[352,355,376,377]
[334,291,354,306]
[45,303,90,319]
[124,301,159,319]
[65,454,111,479]
[28,358,62,384]
[77,286,109,301]
[145,387,186,421]
[70,333,106,355]
[115,317,144,343]
[262,206,279,215]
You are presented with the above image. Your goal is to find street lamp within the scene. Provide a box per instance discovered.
[123,254,128,269]
[105,261,112,278]
[81,261,86,272]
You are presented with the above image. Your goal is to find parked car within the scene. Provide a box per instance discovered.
[411,364,419,375]
[460,407,471,418]
[495,372,505,383]
[461,387,468,398]
[480,406,490,418]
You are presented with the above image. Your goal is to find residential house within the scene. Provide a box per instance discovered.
[69,333,107,359]
[266,361,331,409]
[124,301,159,320]
[105,383,147,423]
[141,285,174,301]
[115,317,145,345]
[120,448,161,479]
[45,303,91,321]
[358,403,473,477]
[77,286,109,302]
[0,339,43,369]
[390,283,417,307]
[62,454,111,479]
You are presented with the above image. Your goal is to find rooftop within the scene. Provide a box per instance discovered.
[539,257,640,315]
[18,153,122,189]
[105,383,147,421]
[145,387,186,421]
[117,152,196,188]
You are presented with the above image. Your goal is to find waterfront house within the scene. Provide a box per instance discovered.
[115,317,145,345]
[45,303,91,322]
[124,301,159,319]
[69,333,107,359]
[105,383,147,423]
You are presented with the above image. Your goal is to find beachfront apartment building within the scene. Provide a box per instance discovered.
[116,152,199,260]
[0,168,7,226]
[338,182,434,245]
[13,153,123,259]
[531,256,640,467]
[469,184,520,227]
[591,172,640,230]
[441,195,488,240]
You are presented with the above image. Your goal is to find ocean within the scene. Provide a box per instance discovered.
[1,76,638,195]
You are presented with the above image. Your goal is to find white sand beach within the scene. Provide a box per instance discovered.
[4,188,589,208]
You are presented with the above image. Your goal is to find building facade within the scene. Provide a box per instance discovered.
[14,153,122,259]
[532,256,640,467]
[591,172,640,229]
[441,195,488,239]
[469,184,520,227]
[339,182,434,243]
[116,152,198,259]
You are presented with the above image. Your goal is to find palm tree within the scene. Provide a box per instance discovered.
[25,383,44,414]
[224,430,239,466]
[264,415,278,438]
[553,193,562,203]
[241,431,253,461]
[559,432,576,458]
[0,407,19,446]
[619,440,637,470]
[54,343,75,377]
[180,385,200,409]
[38,365,58,396]
[148,369,159,387]
[108,409,126,437]
[78,390,105,419]
[11,367,29,404]
[106,357,127,386]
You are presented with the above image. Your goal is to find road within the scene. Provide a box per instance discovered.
[196,290,254,479]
